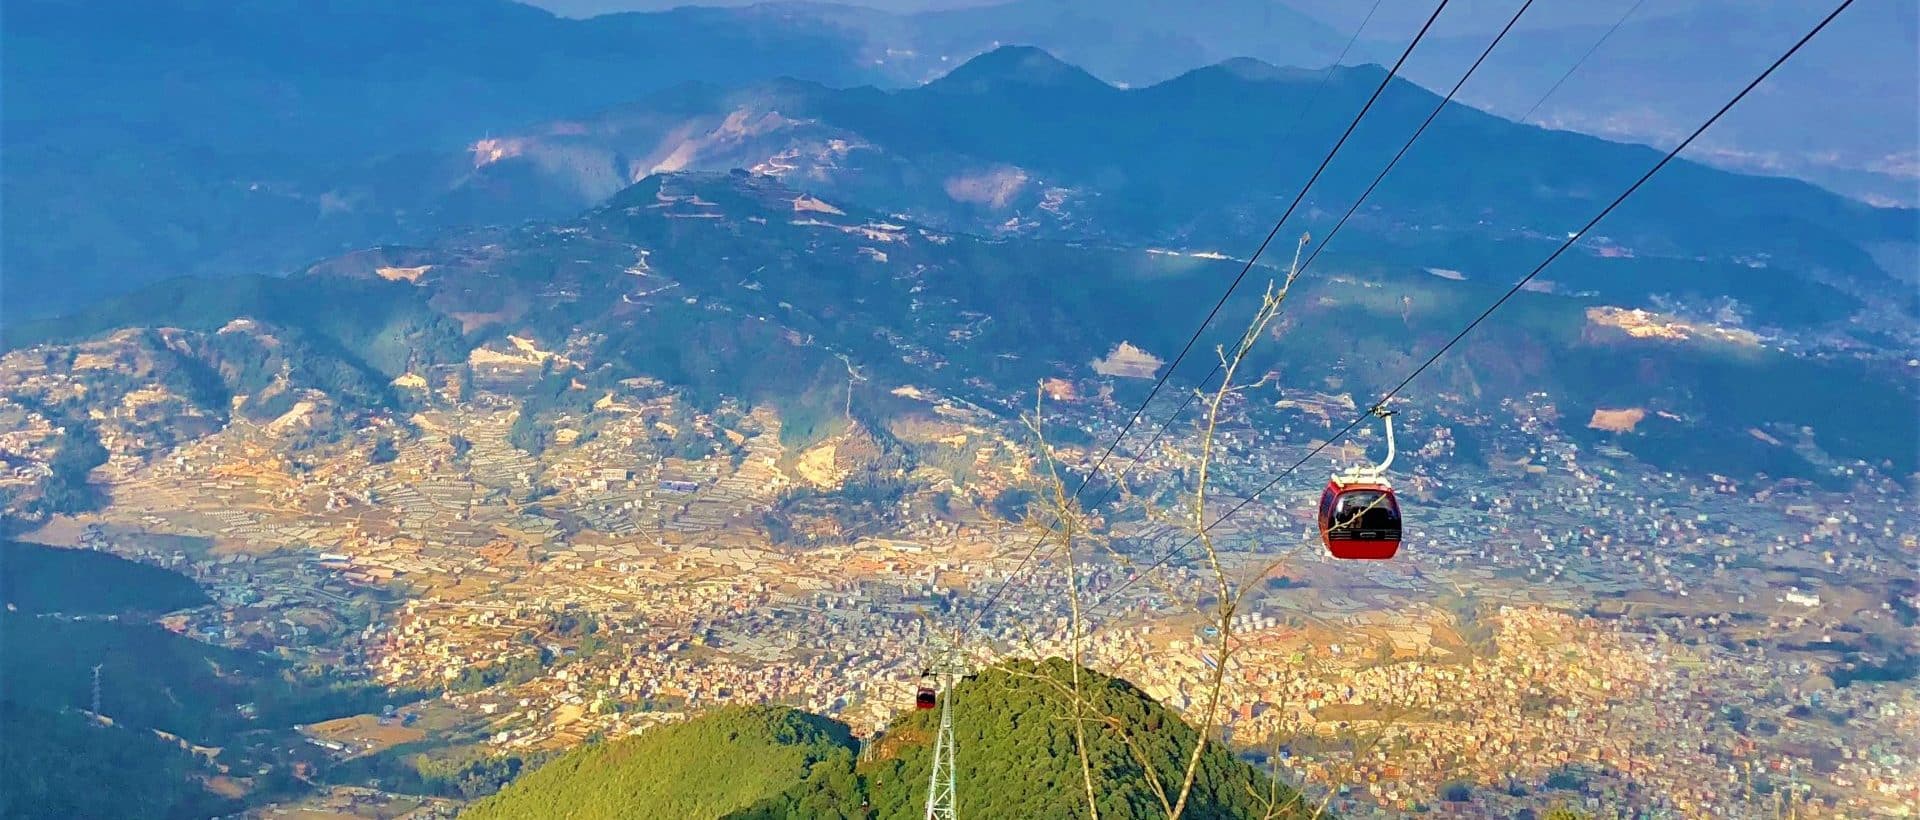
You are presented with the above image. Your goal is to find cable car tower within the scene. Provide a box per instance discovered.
[921,653,966,820]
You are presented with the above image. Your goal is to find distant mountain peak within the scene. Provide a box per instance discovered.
[1206,56,1299,83]
[927,45,1113,94]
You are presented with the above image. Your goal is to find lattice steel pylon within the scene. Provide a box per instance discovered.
[922,656,963,820]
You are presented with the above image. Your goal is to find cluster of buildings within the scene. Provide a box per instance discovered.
[12,343,1914,816]
[1079,605,1917,816]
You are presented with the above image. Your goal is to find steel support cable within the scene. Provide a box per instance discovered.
[946,0,1383,654]
[1069,0,1542,544]
[1082,0,1858,616]
[952,0,1458,642]
[1100,0,1661,489]
[1519,0,1650,125]
[1277,0,1389,162]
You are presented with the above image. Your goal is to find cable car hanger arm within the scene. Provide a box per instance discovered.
[1336,406,1397,483]
[1373,406,1396,476]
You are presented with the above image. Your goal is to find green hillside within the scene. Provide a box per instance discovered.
[847,659,1311,820]
[465,659,1315,820]
[16,168,1910,485]
[0,273,468,379]
[463,706,858,820]
[0,550,411,819]
[0,540,211,615]
[0,612,404,744]
[0,703,242,820]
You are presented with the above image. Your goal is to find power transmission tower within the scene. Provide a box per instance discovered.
[922,656,964,820]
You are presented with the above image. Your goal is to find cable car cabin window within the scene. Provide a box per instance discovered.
[1329,490,1400,539]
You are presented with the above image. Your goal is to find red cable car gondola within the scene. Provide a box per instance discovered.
[1318,408,1403,560]
[915,670,937,710]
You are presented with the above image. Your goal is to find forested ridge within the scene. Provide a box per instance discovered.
[464,659,1317,819]
[0,544,417,819]
[463,706,857,819]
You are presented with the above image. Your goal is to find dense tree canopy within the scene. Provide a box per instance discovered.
[462,659,1318,820]
[463,706,857,820]
[853,659,1312,820]
[0,540,210,614]
[0,704,241,820]
[0,547,412,819]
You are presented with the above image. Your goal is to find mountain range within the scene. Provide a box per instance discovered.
[372,45,1915,332]
[11,164,1912,497]
[6,0,1913,319]
[1,0,886,315]
[3,10,1915,814]
[1401,0,1919,206]
[615,0,1919,205]
[3,5,1914,513]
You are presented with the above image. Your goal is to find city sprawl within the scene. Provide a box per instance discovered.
[5,334,1913,817]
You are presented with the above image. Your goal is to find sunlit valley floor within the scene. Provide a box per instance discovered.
[5,318,1913,816]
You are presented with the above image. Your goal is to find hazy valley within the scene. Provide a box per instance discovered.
[2,3,1917,819]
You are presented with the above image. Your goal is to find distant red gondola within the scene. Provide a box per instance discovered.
[1317,408,1403,560]
[1318,479,1402,559]
[915,669,937,710]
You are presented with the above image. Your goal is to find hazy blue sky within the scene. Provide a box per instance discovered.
[526,0,993,15]
[516,0,1823,35]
